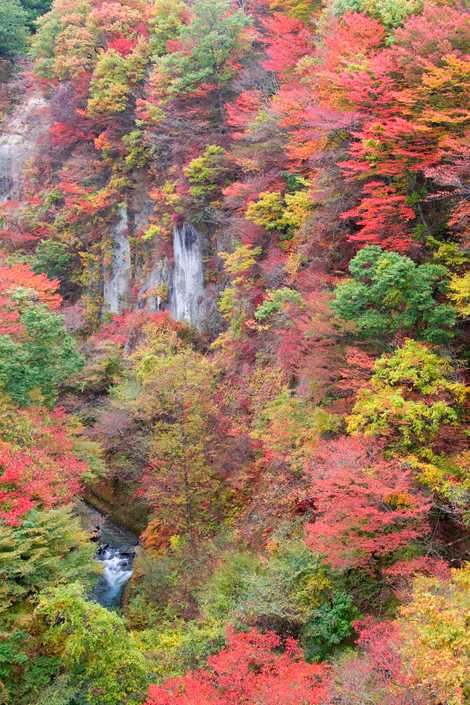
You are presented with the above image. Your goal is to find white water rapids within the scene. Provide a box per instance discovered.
[77,502,138,609]
[94,546,134,608]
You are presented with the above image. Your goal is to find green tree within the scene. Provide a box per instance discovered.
[31,240,74,283]
[152,0,252,114]
[300,591,358,662]
[0,508,98,704]
[37,583,149,705]
[0,0,28,57]
[331,0,422,30]
[0,630,63,705]
[0,304,83,406]
[255,288,303,322]
[198,540,358,661]
[0,508,97,623]
[20,0,52,29]
[332,246,456,344]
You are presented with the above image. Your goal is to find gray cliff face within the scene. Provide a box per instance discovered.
[169,223,209,330]
[138,256,170,312]
[0,91,49,203]
[100,209,214,328]
[135,222,214,332]
[103,205,132,315]
[0,86,215,331]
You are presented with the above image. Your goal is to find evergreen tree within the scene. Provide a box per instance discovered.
[20,0,53,30]
[0,304,83,407]
[332,246,457,344]
[0,0,28,57]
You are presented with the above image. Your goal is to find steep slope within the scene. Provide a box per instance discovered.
[0,1,468,704]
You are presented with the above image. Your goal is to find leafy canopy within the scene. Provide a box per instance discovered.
[331,0,423,30]
[255,288,303,322]
[32,240,74,283]
[304,436,431,570]
[151,0,252,99]
[20,0,53,29]
[0,508,98,704]
[37,583,149,705]
[332,245,456,344]
[0,304,83,407]
[399,566,470,705]
[0,0,28,58]
[347,339,468,449]
[198,540,357,661]
[0,507,97,623]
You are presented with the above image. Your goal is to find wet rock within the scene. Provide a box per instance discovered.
[102,205,132,314]
[169,223,211,330]
[0,89,49,203]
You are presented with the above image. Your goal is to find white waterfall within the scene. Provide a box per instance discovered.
[0,92,49,204]
[169,223,207,329]
[103,205,132,314]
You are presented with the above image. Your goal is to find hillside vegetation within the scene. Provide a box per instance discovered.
[0,1,469,704]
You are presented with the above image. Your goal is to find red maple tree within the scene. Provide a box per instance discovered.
[145,628,328,705]
[302,436,431,570]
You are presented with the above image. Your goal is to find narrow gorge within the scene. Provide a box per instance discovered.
[0,1,468,704]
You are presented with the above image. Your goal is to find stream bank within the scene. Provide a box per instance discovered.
[83,480,149,535]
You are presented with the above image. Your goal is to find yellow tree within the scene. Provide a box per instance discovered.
[399,565,470,705]
[124,327,225,550]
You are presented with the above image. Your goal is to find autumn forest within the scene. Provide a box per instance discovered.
[0,0,469,703]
